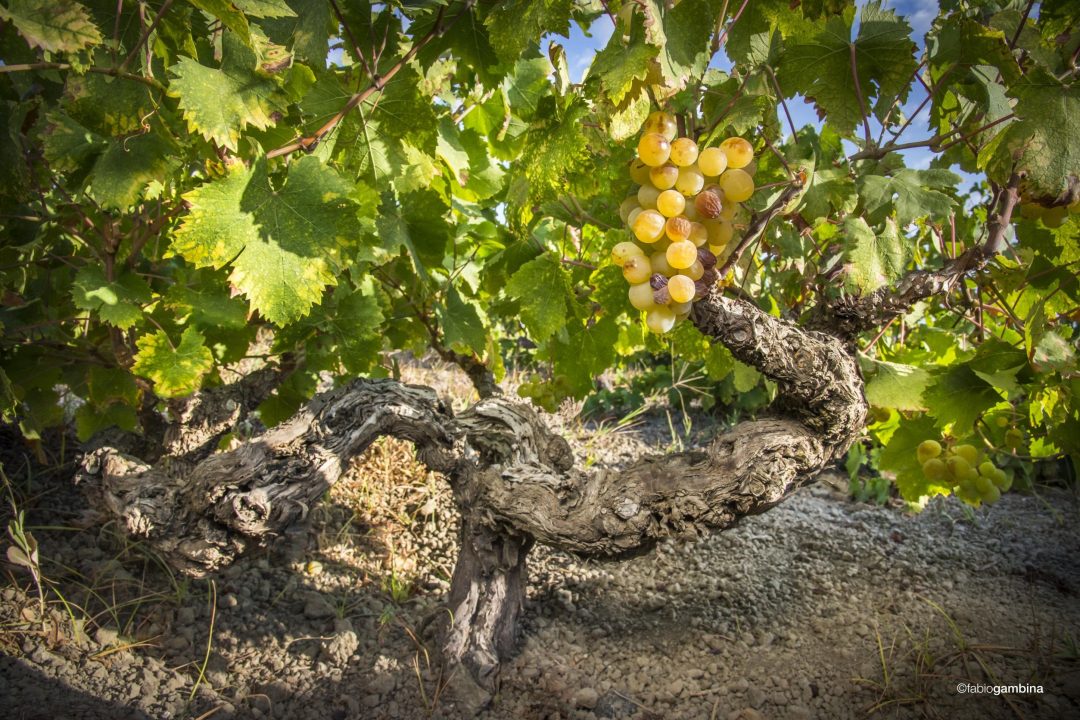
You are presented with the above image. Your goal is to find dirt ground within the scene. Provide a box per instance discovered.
[1,362,1078,720]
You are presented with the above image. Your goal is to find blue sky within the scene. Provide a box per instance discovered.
[545,1,951,173]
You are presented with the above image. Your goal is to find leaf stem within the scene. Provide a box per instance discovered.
[850,43,874,148]
[765,66,797,141]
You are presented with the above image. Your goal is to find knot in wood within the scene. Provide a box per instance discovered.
[614,498,640,520]
[729,321,753,346]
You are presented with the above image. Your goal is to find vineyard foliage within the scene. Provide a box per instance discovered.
[0,0,1077,505]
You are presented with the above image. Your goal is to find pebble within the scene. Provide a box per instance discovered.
[572,687,599,709]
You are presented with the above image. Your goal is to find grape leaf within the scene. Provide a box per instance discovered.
[657,0,726,85]
[858,169,959,226]
[589,13,657,104]
[71,266,151,329]
[506,255,573,341]
[879,413,951,501]
[186,0,251,45]
[552,316,619,396]
[132,327,214,398]
[485,0,573,65]
[89,129,179,210]
[260,0,333,63]
[233,0,295,18]
[324,279,385,374]
[168,31,284,151]
[439,286,487,356]
[522,99,590,200]
[76,403,137,442]
[781,2,917,136]
[0,0,102,53]
[982,69,1080,203]
[171,156,361,325]
[923,365,1003,434]
[860,355,930,411]
[843,217,906,294]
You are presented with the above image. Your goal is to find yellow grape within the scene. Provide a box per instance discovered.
[650,250,675,277]
[684,260,704,281]
[628,282,656,310]
[610,241,644,267]
[720,137,754,168]
[666,240,697,269]
[675,165,705,195]
[697,146,728,176]
[629,159,651,185]
[708,243,728,258]
[688,222,708,247]
[668,274,695,303]
[670,300,693,315]
[665,216,691,242]
[622,254,652,284]
[646,306,676,334]
[718,169,754,202]
[718,200,739,221]
[954,444,979,466]
[649,164,679,190]
[637,183,661,210]
[626,206,643,229]
[643,111,677,141]
[632,209,666,243]
[704,219,734,247]
[670,137,699,167]
[638,132,671,167]
[656,189,686,217]
[618,196,639,223]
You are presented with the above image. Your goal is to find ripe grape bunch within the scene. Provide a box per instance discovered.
[610,111,758,334]
[916,440,1012,506]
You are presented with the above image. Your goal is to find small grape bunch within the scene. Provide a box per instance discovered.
[610,111,758,334]
[917,440,1012,506]
[517,373,572,413]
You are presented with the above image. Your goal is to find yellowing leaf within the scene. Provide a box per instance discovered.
[132,327,214,398]
[0,0,101,53]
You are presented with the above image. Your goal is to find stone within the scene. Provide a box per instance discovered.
[572,687,600,709]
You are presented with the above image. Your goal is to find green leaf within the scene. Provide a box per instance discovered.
[843,217,907,294]
[505,255,573,342]
[86,366,139,406]
[588,18,657,104]
[186,0,251,45]
[858,169,959,226]
[325,278,385,374]
[132,327,214,398]
[0,0,102,53]
[552,316,619,397]
[76,402,137,442]
[522,99,590,200]
[439,286,487,356]
[968,338,1029,395]
[983,69,1080,203]
[171,156,361,325]
[485,0,573,64]
[860,355,930,411]
[923,365,1003,434]
[260,0,333,63]
[879,414,951,501]
[71,266,152,329]
[657,0,725,86]
[89,129,179,210]
[168,31,284,151]
[233,0,295,17]
[781,2,917,136]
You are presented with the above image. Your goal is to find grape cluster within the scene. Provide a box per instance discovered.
[517,373,571,412]
[917,440,1012,506]
[610,111,758,334]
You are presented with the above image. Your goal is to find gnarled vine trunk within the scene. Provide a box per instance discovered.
[76,288,867,708]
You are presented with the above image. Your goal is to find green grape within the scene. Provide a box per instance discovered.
[683,202,700,222]
[637,183,661,210]
[638,132,672,167]
[618,196,640,223]
[916,439,942,463]
[974,474,994,495]
[666,240,698,269]
[704,219,734,248]
[517,382,535,398]
[994,416,1010,428]
[622,254,652,284]
[632,209,666,243]
[978,461,997,478]
[629,159,651,185]
[649,250,674,277]
[670,300,693,315]
[628,282,656,310]
[981,483,1001,504]
[954,444,979,465]
[992,469,1012,492]
[670,137,699,167]
[1005,428,1024,449]
[668,274,695,303]
[646,306,676,333]
[946,455,972,479]
[922,458,947,481]
[720,137,754,168]
[650,164,679,190]
[611,241,645,267]
[697,146,728,176]
[675,165,705,196]
[718,200,739,222]
[870,407,891,423]
[642,111,677,141]
[718,169,754,202]
[656,189,686,217]
[688,222,708,247]
[684,260,704,281]
[955,482,981,506]
[665,216,692,242]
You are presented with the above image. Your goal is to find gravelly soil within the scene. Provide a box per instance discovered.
[2,371,1078,720]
